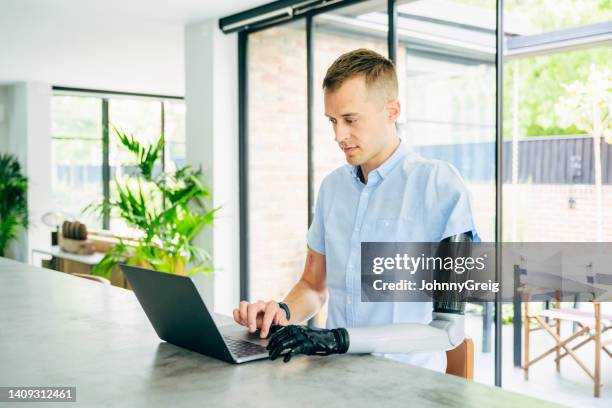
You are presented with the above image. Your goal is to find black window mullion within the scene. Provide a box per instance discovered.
[102,99,110,230]
[494,0,504,388]
[52,86,182,100]
[307,15,314,227]
[238,31,250,301]
[387,0,398,63]
[306,15,316,328]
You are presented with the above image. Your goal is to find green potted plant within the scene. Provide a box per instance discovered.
[88,128,218,279]
[0,154,29,257]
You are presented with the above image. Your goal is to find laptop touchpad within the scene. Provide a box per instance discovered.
[220,324,269,347]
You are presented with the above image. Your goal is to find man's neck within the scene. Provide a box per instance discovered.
[360,135,401,183]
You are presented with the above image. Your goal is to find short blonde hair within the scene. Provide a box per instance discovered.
[322,48,398,103]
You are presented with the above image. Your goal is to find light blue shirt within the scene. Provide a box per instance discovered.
[307,138,479,372]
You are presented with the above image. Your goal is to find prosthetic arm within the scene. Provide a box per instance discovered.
[267,232,472,362]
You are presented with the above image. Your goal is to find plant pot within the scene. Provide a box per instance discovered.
[59,235,95,255]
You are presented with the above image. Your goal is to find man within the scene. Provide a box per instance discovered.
[233,49,478,372]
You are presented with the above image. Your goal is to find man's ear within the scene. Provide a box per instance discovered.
[385,99,401,123]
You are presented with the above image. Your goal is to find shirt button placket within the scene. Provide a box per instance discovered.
[347,186,371,327]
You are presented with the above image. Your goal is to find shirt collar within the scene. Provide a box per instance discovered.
[350,138,408,182]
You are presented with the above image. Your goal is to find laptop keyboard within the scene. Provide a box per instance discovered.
[223,336,267,357]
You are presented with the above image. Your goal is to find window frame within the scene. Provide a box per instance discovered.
[234,0,503,386]
[51,86,184,230]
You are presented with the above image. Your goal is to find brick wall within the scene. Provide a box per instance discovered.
[502,183,611,242]
[248,25,308,301]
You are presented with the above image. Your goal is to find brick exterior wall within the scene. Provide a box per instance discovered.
[248,25,308,302]
[467,183,612,242]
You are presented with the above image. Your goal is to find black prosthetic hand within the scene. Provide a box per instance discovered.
[266,325,350,363]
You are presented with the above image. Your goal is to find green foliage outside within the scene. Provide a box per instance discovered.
[502,1,611,138]
[0,154,28,257]
[88,128,218,279]
[504,48,612,138]
[454,0,612,138]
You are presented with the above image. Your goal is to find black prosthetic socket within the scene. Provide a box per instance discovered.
[434,231,473,315]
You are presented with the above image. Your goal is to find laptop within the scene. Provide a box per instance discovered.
[121,264,269,363]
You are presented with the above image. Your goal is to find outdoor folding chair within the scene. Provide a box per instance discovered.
[523,292,612,397]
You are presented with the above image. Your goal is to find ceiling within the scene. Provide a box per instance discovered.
[1,0,271,25]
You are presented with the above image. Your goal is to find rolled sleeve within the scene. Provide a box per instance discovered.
[435,162,480,242]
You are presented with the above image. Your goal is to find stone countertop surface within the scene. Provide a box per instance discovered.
[0,257,561,407]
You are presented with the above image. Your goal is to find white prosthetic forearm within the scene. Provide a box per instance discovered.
[346,232,471,355]
[346,312,465,354]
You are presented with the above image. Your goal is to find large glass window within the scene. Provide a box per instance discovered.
[51,96,103,229]
[395,0,498,385]
[50,92,185,235]
[500,0,612,403]
[503,46,612,242]
[164,101,187,170]
[504,0,612,35]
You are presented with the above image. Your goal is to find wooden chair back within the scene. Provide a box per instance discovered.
[446,337,474,380]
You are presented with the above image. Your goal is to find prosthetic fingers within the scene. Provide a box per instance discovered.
[266,232,472,363]
[267,326,349,362]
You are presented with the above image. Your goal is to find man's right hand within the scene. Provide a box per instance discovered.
[233,300,288,339]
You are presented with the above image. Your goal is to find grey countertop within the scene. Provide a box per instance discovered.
[0,257,559,407]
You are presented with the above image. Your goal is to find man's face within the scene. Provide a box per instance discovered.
[324,75,399,167]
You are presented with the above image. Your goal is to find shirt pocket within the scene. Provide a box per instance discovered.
[370,217,415,242]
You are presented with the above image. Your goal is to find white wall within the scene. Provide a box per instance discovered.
[185,19,240,314]
[0,10,184,96]
[0,82,52,262]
